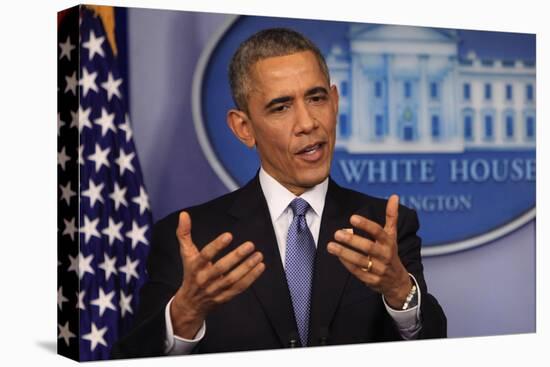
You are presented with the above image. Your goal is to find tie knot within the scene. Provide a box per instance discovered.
[289,197,310,217]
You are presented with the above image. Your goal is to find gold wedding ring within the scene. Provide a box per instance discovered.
[361,257,373,273]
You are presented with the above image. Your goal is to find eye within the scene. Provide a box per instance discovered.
[309,94,328,104]
[270,104,290,113]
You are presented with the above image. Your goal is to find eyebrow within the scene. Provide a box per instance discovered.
[263,86,329,111]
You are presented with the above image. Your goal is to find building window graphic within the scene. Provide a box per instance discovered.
[375,80,382,98]
[526,115,535,139]
[463,83,471,100]
[430,81,438,99]
[526,84,534,102]
[506,84,513,101]
[375,114,384,138]
[504,113,514,139]
[464,115,473,141]
[340,81,348,97]
[404,81,412,98]
[431,115,441,139]
[339,114,349,137]
[484,113,494,140]
[484,83,492,100]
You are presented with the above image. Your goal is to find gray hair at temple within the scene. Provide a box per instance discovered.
[228,28,331,113]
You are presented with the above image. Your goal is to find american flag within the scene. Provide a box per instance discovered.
[57,5,152,361]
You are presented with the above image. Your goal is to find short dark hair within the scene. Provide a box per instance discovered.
[228,28,330,113]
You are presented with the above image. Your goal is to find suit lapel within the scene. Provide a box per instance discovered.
[308,179,356,346]
[228,176,298,347]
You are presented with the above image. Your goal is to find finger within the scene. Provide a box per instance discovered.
[205,250,263,295]
[176,211,199,259]
[349,214,390,245]
[205,241,256,280]
[333,229,388,259]
[327,241,373,269]
[339,257,381,288]
[214,262,266,303]
[384,195,399,238]
[199,231,234,263]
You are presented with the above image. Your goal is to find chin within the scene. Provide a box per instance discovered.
[298,169,330,188]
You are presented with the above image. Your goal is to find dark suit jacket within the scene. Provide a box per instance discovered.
[112,176,446,358]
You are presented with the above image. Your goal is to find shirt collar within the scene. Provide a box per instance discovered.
[259,167,329,221]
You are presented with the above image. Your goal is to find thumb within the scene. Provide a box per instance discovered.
[384,194,399,238]
[176,211,199,261]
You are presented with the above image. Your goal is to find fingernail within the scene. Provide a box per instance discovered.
[249,252,262,264]
[350,215,361,225]
[222,233,232,242]
[240,242,254,255]
[327,242,338,253]
[334,230,347,241]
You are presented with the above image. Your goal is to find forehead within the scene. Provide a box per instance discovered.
[248,51,327,98]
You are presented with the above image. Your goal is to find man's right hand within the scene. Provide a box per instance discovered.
[169,211,265,339]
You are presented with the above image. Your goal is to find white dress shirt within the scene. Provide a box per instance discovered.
[164,168,421,354]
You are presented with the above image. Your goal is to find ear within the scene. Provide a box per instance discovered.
[330,84,339,115]
[227,109,256,148]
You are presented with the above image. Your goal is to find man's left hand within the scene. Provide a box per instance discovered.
[327,194,412,309]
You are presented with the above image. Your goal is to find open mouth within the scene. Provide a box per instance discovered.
[296,142,326,161]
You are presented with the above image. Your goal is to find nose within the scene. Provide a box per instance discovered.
[294,101,319,135]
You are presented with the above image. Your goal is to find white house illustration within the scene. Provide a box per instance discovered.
[326,24,536,153]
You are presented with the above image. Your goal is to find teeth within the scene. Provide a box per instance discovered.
[303,144,320,154]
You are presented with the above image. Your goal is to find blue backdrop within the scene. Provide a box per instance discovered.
[126,8,535,339]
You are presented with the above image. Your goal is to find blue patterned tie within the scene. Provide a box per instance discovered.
[285,198,316,347]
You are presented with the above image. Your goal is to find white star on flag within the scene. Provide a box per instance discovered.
[59,181,76,206]
[57,113,65,136]
[78,105,93,132]
[67,254,78,275]
[118,114,133,142]
[58,286,69,310]
[58,146,71,171]
[109,182,128,210]
[115,148,135,175]
[90,288,117,316]
[82,30,105,60]
[101,217,123,245]
[80,215,101,244]
[98,253,118,280]
[119,256,140,283]
[82,322,108,352]
[62,217,78,241]
[101,72,123,101]
[94,107,117,137]
[88,143,111,172]
[78,253,95,279]
[80,67,99,97]
[131,186,150,215]
[77,290,86,310]
[70,109,78,129]
[58,321,76,347]
[78,145,84,166]
[126,220,149,249]
[59,35,75,61]
[82,179,105,207]
[65,71,77,95]
[119,290,133,317]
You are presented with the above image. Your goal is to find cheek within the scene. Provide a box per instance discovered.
[256,128,292,160]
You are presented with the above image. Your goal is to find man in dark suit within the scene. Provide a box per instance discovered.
[112,27,446,358]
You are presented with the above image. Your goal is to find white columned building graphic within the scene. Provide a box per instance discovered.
[327,24,536,153]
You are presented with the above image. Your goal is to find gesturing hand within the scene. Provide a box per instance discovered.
[327,195,412,309]
[170,211,265,339]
